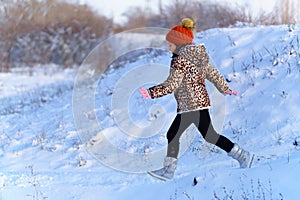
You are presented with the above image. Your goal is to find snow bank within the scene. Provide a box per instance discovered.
[0,24,300,199]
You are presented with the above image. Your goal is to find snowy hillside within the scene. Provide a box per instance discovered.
[1,24,300,200]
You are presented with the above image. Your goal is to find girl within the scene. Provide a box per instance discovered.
[139,18,254,181]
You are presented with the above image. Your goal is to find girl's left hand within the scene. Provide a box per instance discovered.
[225,89,238,96]
[139,88,151,100]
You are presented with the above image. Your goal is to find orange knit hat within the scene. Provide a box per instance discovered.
[166,18,194,45]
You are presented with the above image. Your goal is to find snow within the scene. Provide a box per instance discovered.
[1,24,300,199]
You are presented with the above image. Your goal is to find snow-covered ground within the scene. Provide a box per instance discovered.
[1,24,300,199]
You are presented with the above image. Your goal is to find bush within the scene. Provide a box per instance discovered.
[0,0,113,71]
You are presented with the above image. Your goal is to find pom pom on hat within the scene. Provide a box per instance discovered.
[181,18,195,29]
[166,18,194,45]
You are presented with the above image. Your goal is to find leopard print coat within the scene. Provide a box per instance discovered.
[148,44,229,113]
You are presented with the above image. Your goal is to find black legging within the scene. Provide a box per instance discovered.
[167,109,234,158]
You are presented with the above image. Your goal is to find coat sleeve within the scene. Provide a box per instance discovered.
[148,57,185,99]
[205,59,229,94]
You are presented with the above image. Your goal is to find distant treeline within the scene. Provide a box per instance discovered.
[115,0,299,31]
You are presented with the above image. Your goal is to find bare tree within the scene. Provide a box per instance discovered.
[276,0,297,24]
[121,6,149,29]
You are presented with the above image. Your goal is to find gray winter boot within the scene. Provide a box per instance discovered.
[228,143,254,168]
[148,157,178,181]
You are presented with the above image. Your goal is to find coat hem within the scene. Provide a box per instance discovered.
[177,106,211,114]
